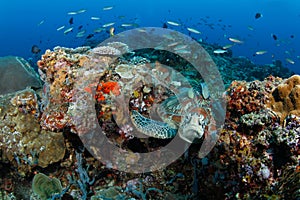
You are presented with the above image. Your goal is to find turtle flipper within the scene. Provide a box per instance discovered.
[130,110,177,139]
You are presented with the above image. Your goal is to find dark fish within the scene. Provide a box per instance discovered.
[31,45,41,54]
[255,13,262,19]
[69,17,74,25]
[272,34,278,40]
[86,34,94,39]
[290,35,294,38]
[78,25,83,30]
[162,23,168,28]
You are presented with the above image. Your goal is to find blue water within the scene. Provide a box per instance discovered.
[0,0,299,73]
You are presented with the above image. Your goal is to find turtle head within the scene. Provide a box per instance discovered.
[178,110,208,143]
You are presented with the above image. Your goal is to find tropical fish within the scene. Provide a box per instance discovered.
[167,42,180,47]
[255,13,263,19]
[255,50,268,55]
[56,25,65,31]
[247,26,254,31]
[91,17,100,20]
[271,34,278,40]
[76,30,86,38]
[174,49,191,54]
[86,34,94,39]
[77,9,86,13]
[31,45,41,54]
[67,12,77,15]
[94,27,104,33]
[109,27,115,36]
[69,17,74,25]
[166,21,181,26]
[222,44,234,49]
[121,23,134,27]
[286,58,295,64]
[213,49,227,54]
[102,22,115,28]
[37,20,44,26]
[103,6,114,11]
[187,27,201,34]
[174,44,188,51]
[64,27,73,34]
[228,37,244,44]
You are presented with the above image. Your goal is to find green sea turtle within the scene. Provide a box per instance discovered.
[130,85,215,143]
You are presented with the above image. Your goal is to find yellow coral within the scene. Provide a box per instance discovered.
[267,75,300,123]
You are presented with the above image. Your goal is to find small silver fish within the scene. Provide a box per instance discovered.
[67,12,77,15]
[56,25,65,31]
[64,27,73,34]
[102,22,115,27]
[76,30,86,37]
[91,17,100,20]
[228,37,244,44]
[187,27,201,34]
[167,21,181,26]
[77,9,86,13]
[94,27,104,33]
[286,58,295,64]
[175,49,191,54]
[255,50,268,55]
[213,49,227,54]
[121,23,134,27]
[247,26,254,31]
[222,44,234,49]
[37,20,44,26]
[103,6,114,11]
[174,44,188,51]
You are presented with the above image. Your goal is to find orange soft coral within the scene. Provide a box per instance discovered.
[94,81,120,102]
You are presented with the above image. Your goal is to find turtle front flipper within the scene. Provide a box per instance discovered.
[130,110,177,139]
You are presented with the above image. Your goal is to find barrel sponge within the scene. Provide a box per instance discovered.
[267,75,300,123]
[0,56,41,95]
[32,173,62,200]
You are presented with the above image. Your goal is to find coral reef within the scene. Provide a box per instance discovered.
[32,173,62,200]
[0,40,298,199]
[267,75,300,123]
[0,56,41,95]
[0,88,65,173]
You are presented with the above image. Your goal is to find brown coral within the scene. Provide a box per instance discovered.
[267,75,300,123]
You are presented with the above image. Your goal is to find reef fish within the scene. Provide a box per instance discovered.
[103,22,115,27]
[213,49,227,54]
[103,6,114,11]
[255,50,268,55]
[286,58,295,64]
[64,27,73,34]
[56,25,65,31]
[91,17,100,20]
[187,27,201,34]
[31,45,41,54]
[228,37,244,44]
[255,13,263,19]
[109,27,115,36]
[167,21,181,26]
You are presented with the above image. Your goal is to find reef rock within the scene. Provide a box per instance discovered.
[0,56,41,95]
[0,88,65,173]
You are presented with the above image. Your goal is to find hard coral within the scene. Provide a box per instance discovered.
[226,81,265,120]
[267,75,300,123]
